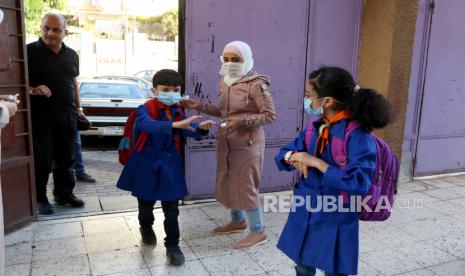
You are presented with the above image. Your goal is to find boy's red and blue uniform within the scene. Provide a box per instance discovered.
[275,118,376,275]
[117,98,208,247]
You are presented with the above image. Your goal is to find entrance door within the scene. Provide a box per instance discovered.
[409,0,465,176]
[0,0,36,231]
[182,0,361,198]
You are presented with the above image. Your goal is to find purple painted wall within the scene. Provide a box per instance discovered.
[184,0,362,198]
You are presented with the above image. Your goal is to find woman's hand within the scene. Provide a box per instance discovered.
[199,119,216,130]
[0,94,20,104]
[289,152,329,173]
[220,116,242,130]
[172,115,202,132]
[181,99,200,109]
[3,101,18,117]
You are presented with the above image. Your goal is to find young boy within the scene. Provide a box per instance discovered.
[116,69,214,266]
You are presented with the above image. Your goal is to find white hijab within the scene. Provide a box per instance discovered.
[220,41,254,86]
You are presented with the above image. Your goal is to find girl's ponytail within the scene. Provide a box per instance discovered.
[347,88,393,131]
[308,67,393,131]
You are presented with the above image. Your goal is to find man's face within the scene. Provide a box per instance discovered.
[41,16,67,48]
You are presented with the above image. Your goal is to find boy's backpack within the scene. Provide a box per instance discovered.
[304,120,399,221]
[118,99,159,165]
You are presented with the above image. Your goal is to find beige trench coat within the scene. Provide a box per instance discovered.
[191,71,276,210]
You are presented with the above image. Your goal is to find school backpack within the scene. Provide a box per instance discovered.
[118,99,159,165]
[304,120,399,221]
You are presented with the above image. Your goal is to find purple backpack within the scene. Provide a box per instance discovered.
[305,120,399,221]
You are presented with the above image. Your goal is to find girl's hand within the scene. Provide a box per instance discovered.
[172,115,202,132]
[293,161,309,178]
[290,152,329,173]
[199,119,216,130]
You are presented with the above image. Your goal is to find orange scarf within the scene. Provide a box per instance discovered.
[315,110,351,156]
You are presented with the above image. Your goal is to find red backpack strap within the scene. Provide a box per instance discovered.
[144,99,160,119]
[132,99,160,153]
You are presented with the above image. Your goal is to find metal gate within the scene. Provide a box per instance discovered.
[182,0,362,198]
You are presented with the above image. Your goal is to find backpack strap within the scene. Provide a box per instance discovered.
[145,98,160,119]
[331,120,360,168]
[304,121,315,150]
[133,99,160,152]
[330,120,360,204]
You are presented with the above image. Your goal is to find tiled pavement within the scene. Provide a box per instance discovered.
[5,173,465,275]
[42,150,138,219]
[12,140,465,275]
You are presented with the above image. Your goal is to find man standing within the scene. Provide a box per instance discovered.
[28,13,85,214]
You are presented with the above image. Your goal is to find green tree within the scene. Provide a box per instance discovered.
[161,9,178,41]
[24,0,68,37]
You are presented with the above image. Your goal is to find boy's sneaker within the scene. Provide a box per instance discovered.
[139,226,157,245]
[166,245,185,266]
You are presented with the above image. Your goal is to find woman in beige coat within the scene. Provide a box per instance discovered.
[184,41,276,249]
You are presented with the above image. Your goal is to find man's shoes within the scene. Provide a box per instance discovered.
[37,200,54,215]
[166,245,185,266]
[54,194,85,207]
[140,226,157,246]
[76,172,96,183]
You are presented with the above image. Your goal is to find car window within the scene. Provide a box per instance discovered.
[80,83,145,99]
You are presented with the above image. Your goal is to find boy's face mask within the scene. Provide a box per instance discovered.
[157,91,183,106]
[153,85,183,106]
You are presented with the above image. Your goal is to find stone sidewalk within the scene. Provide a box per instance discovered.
[6,174,465,275]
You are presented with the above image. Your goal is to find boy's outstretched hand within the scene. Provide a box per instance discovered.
[199,120,216,130]
[172,115,202,132]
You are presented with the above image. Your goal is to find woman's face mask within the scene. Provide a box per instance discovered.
[221,62,245,77]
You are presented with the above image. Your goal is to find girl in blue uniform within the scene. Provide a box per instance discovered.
[117,69,214,266]
[275,67,392,275]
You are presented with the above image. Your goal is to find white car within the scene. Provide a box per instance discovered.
[79,79,147,136]
[93,75,153,98]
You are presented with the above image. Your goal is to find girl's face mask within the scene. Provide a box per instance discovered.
[304,97,324,116]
